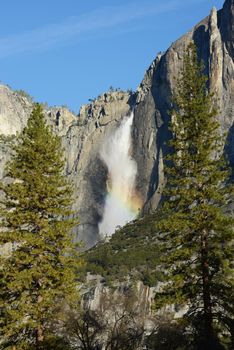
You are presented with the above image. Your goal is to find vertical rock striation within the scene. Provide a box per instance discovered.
[63,91,134,248]
[0,89,133,248]
[132,0,234,212]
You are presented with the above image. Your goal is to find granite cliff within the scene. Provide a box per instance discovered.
[133,0,234,213]
[0,88,134,248]
[0,0,233,247]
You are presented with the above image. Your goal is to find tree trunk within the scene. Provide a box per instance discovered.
[201,229,214,348]
[12,346,16,350]
[35,294,44,349]
[36,325,44,350]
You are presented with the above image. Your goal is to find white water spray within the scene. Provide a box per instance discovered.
[99,112,140,237]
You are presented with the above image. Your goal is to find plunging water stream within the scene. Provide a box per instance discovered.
[98,112,141,237]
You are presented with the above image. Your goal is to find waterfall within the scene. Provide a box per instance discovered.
[99,112,141,237]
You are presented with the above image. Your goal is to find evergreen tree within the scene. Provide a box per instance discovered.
[0,104,79,349]
[155,44,234,349]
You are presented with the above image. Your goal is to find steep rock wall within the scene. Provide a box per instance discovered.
[63,91,133,248]
[132,0,234,212]
[0,88,133,248]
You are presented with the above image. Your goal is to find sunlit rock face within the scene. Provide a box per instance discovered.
[0,88,134,248]
[0,0,233,247]
[132,0,234,213]
[0,86,32,135]
[63,91,134,248]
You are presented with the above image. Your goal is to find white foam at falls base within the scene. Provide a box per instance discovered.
[98,112,137,237]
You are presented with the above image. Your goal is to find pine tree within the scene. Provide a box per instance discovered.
[155,44,234,349]
[0,104,79,349]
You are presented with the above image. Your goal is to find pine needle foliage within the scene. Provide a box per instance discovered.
[155,43,234,349]
[0,104,79,349]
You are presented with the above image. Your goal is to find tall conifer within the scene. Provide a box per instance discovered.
[0,104,79,349]
[155,44,234,349]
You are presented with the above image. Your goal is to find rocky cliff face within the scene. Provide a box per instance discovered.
[81,275,157,334]
[0,0,233,247]
[0,88,133,248]
[133,0,234,212]
[62,91,133,247]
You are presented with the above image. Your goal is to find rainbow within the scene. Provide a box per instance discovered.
[106,182,143,216]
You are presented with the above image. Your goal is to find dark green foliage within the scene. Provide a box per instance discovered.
[80,213,163,286]
[0,104,80,349]
[155,43,234,349]
[146,322,189,350]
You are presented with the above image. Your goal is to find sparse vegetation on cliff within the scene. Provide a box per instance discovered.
[80,212,163,286]
[14,89,34,103]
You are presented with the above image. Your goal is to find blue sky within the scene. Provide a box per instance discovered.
[0,0,224,113]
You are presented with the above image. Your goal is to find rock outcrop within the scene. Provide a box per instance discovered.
[81,275,157,334]
[0,0,233,247]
